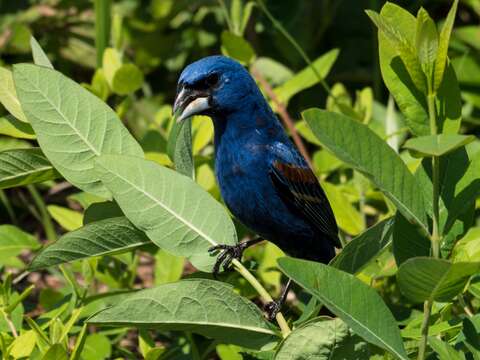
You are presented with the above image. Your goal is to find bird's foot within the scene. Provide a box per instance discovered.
[264,300,282,321]
[208,238,264,278]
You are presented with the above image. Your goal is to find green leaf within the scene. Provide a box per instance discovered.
[13,64,144,197]
[392,212,430,266]
[41,344,68,360]
[154,249,185,285]
[82,333,111,360]
[0,148,59,189]
[221,31,255,64]
[275,317,369,359]
[322,182,364,236]
[30,36,53,69]
[47,205,83,231]
[403,134,475,157]
[0,67,27,122]
[88,279,278,349]
[30,217,150,270]
[397,257,480,303]
[0,115,35,139]
[111,64,144,95]
[0,225,39,263]
[278,257,408,360]
[366,8,426,94]
[434,0,459,90]
[415,8,438,79]
[8,330,36,359]
[331,217,394,274]
[304,108,427,230]
[274,49,339,105]
[102,48,122,86]
[428,336,465,360]
[167,118,194,178]
[94,155,237,272]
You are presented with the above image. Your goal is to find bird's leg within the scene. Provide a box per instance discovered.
[208,237,264,278]
[264,279,292,321]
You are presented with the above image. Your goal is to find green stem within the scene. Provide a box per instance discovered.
[27,185,57,242]
[0,190,16,225]
[217,0,234,32]
[187,333,201,360]
[0,309,18,338]
[255,0,334,99]
[232,259,291,337]
[94,0,111,68]
[417,300,432,360]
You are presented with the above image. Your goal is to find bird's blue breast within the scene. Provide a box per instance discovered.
[214,119,316,247]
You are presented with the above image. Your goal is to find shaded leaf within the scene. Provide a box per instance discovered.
[13,64,144,197]
[47,205,83,231]
[0,115,35,139]
[0,148,59,189]
[0,225,39,263]
[331,217,394,274]
[167,118,194,178]
[95,155,237,272]
[278,257,408,360]
[30,217,150,270]
[392,212,430,266]
[88,279,278,349]
[221,31,255,64]
[30,36,53,69]
[397,257,480,303]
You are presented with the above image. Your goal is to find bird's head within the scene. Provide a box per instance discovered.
[173,55,258,122]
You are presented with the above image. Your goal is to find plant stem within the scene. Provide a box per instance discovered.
[255,0,334,99]
[217,0,234,32]
[94,0,111,68]
[0,190,16,225]
[232,259,291,337]
[1,309,18,338]
[417,300,432,360]
[27,185,57,242]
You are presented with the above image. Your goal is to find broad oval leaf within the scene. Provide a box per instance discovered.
[304,108,427,230]
[403,134,475,157]
[87,279,278,349]
[275,317,369,360]
[111,64,144,95]
[94,154,237,272]
[221,31,255,64]
[331,217,394,274]
[30,217,150,270]
[0,148,60,189]
[397,257,480,303]
[13,64,144,197]
[278,257,408,360]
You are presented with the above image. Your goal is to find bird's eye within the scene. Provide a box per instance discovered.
[205,73,219,87]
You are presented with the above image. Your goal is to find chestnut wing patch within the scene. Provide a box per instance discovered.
[270,161,340,247]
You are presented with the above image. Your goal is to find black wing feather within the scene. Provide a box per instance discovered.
[270,161,340,248]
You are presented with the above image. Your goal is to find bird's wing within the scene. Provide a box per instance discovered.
[269,151,340,248]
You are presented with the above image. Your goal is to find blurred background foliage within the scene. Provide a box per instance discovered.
[1,0,480,359]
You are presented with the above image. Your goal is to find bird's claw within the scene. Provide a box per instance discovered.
[208,243,247,278]
[264,301,281,321]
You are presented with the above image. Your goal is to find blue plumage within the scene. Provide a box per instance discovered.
[174,55,339,264]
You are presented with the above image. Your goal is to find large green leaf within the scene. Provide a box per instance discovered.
[30,217,149,270]
[331,217,394,274]
[304,109,426,230]
[273,49,339,105]
[0,148,60,189]
[95,155,237,272]
[403,134,475,157]
[0,225,40,263]
[278,257,408,360]
[397,257,480,303]
[434,0,459,90]
[275,317,369,359]
[88,279,278,349]
[13,64,144,197]
[0,67,27,122]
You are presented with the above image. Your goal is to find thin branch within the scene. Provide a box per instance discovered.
[251,66,313,167]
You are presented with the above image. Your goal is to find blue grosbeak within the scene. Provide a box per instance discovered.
[173,56,339,317]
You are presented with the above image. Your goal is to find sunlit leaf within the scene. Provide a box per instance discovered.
[278,257,408,360]
[221,31,255,64]
[30,36,53,69]
[0,67,27,122]
[13,64,144,197]
[0,115,35,139]
[88,279,278,349]
[0,225,39,263]
[95,155,237,272]
[47,205,83,231]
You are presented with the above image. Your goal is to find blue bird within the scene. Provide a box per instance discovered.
[173,56,339,317]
